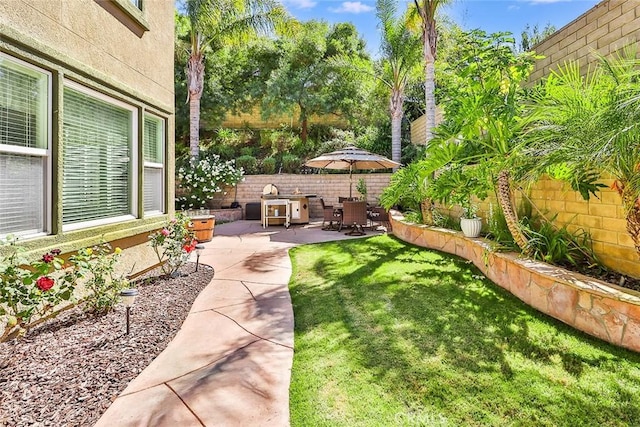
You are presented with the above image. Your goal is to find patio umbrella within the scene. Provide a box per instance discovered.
[304,146,400,197]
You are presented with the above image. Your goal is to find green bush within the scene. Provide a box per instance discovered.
[281,154,301,173]
[261,157,277,174]
[236,155,258,174]
[239,147,256,157]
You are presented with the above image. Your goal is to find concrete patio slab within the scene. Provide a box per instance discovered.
[96,220,382,426]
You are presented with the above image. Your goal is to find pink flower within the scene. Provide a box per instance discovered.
[51,249,61,256]
[36,276,55,291]
[161,228,170,237]
[42,253,54,263]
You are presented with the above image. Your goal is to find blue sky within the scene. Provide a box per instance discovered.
[281,0,601,56]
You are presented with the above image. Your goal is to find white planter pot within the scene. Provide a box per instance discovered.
[460,217,483,238]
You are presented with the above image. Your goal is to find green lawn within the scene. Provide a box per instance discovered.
[288,235,640,427]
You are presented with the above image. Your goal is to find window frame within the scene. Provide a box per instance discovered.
[143,112,165,215]
[0,52,52,238]
[61,80,139,232]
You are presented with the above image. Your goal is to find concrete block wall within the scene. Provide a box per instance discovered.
[219,106,346,130]
[218,174,392,219]
[529,0,640,82]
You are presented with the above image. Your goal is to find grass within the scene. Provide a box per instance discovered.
[288,235,640,427]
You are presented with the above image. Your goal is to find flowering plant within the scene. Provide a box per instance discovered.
[0,236,79,340]
[70,243,129,314]
[176,153,244,209]
[149,213,197,276]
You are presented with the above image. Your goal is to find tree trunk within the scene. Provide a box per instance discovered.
[423,19,437,146]
[621,188,640,258]
[497,170,530,255]
[420,199,434,225]
[390,88,403,168]
[187,51,205,159]
[301,117,308,144]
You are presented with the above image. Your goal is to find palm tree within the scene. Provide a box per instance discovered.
[526,50,640,256]
[181,0,288,159]
[412,0,450,146]
[376,0,422,165]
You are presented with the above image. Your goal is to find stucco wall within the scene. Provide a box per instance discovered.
[529,0,640,82]
[0,1,175,275]
[0,0,174,111]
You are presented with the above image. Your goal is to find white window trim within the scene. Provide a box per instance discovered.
[0,53,52,238]
[62,81,139,232]
[143,112,165,215]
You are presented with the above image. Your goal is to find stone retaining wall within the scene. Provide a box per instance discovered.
[390,212,640,353]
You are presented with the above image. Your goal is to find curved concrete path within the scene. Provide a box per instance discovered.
[96,220,378,427]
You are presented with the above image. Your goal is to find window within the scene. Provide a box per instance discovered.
[62,83,137,230]
[0,54,50,237]
[129,0,141,9]
[143,113,164,214]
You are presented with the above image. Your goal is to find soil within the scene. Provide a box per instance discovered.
[0,263,214,427]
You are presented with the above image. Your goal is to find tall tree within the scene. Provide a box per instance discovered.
[519,22,556,52]
[261,21,369,143]
[411,0,450,145]
[376,0,422,165]
[180,0,288,159]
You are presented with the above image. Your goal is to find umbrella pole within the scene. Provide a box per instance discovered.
[349,165,353,198]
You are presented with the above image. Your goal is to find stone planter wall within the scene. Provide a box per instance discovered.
[390,211,640,353]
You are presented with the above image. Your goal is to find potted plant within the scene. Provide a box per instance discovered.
[428,164,489,237]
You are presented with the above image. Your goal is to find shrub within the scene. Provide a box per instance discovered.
[236,155,258,175]
[281,154,301,174]
[0,238,80,339]
[149,213,197,277]
[261,157,277,174]
[176,154,244,210]
[70,243,129,315]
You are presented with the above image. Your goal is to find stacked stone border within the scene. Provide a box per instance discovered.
[390,211,640,353]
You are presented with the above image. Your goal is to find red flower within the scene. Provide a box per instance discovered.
[36,276,55,291]
[183,239,198,254]
[42,253,54,263]
[51,249,61,255]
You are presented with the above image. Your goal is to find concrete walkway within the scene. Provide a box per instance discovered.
[96,220,379,427]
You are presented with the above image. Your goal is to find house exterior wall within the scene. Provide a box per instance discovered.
[409,0,640,278]
[0,0,175,275]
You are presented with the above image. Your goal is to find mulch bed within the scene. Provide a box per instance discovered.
[0,263,214,427]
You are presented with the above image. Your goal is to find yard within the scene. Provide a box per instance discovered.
[289,235,640,426]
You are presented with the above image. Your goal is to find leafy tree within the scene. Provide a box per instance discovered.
[260,21,370,143]
[431,30,538,252]
[178,0,288,159]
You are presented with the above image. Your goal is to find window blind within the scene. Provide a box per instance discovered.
[143,114,164,213]
[62,88,132,225]
[0,153,44,235]
[0,55,48,236]
[0,58,48,149]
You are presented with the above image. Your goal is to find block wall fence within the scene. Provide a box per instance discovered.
[218,106,346,130]
[218,173,392,219]
[529,0,640,83]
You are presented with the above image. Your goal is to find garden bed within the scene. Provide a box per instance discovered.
[390,211,640,353]
[0,263,214,426]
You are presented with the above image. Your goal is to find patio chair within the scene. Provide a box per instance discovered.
[320,198,342,230]
[341,201,367,236]
[368,207,391,231]
[339,196,359,203]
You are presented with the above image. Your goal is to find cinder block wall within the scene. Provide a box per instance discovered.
[219,174,392,219]
[529,0,640,82]
[219,106,346,129]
